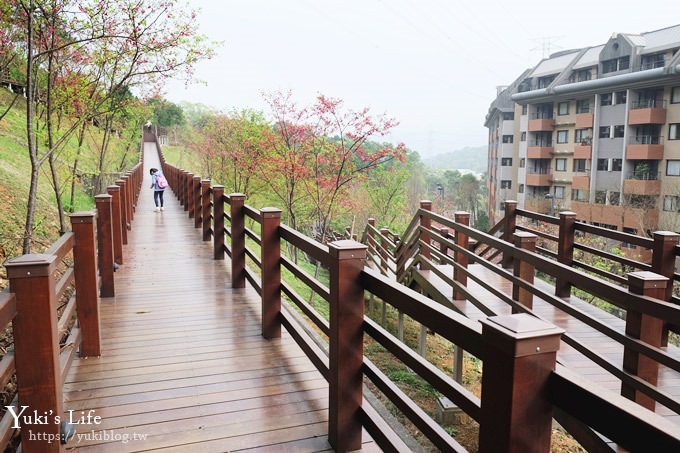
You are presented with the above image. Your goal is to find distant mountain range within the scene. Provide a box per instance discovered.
[422,146,487,174]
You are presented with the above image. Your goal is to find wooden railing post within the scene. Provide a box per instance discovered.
[328,240,367,452]
[193,176,202,226]
[178,170,186,205]
[6,254,64,452]
[202,180,211,241]
[121,175,132,229]
[437,227,449,256]
[187,173,195,218]
[512,231,537,312]
[213,185,225,260]
[479,313,563,453]
[501,200,518,268]
[95,194,115,297]
[420,200,432,263]
[125,171,136,220]
[260,207,282,339]
[184,171,196,212]
[230,194,246,288]
[115,178,128,245]
[651,231,680,346]
[556,211,577,298]
[107,185,123,265]
[623,271,667,410]
[185,172,194,218]
[454,212,470,301]
[70,212,101,357]
[379,227,390,273]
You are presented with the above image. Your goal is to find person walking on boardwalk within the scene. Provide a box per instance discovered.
[149,168,166,212]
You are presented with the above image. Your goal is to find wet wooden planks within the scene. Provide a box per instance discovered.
[63,144,350,451]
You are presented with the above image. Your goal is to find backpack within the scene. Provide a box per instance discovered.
[156,173,168,189]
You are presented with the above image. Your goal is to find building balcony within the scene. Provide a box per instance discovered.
[570,201,659,231]
[623,178,661,195]
[574,144,592,159]
[572,175,590,190]
[527,146,554,158]
[626,136,664,160]
[524,198,553,214]
[528,118,555,132]
[628,100,666,125]
[575,112,594,128]
[525,173,552,186]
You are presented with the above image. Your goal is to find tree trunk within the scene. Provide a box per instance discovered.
[22,1,37,254]
[70,123,88,212]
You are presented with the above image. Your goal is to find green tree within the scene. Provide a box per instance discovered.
[7,0,214,253]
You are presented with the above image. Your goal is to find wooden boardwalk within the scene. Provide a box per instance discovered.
[420,264,680,425]
[63,144,378,451]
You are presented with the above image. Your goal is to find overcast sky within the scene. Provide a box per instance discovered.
[163,0,678,157]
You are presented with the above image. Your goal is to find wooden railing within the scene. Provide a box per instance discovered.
[0,159,143,452]
[157,144,680,452]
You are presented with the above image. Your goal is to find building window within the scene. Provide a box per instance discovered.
[602,56,629,74]
[538,75,556,88]
[615,91,627,104]
[554,186,565,199]
[521,132,527,142]
[599,126,611,138]
[555,158,567,171]
[670,124,680,140]
[672,87,680,104]
[500,180,512,189]
[609,191,620,205]
[576,99,590,114]
[501,158,512,166]
[518,184,525,194]
[572,189,588,201]
[573,159,587,172]
[522,105,528,115]
[575,129,591,144]
[602,59,617,73]
[557,130,568,143]
[667,160,680,176]
[502,135,513,143]
[576,69,591,82]
[641,53,665,70]
[600,93,612,106]
[519,158,526,168]
[612,159,622,171]
[595,191,607,204]
[558,102,569,115]
[628,195,657,209]
[613,125,625,138]
[597,159,609,171]
[664,195,679,211]
[503,112,515,120]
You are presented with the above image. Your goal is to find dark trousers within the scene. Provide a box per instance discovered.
[154,190,165,207]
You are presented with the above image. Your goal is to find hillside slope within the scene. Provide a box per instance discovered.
[422,145,487,173]
[0,88,129,288]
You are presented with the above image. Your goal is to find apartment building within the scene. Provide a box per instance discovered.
[485,24,680,236]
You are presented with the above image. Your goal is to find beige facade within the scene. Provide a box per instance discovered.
[486,24,680,236]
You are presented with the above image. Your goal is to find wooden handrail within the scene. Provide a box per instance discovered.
[156,146,680,452]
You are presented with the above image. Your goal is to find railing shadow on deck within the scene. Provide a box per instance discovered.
[155,136,680,452]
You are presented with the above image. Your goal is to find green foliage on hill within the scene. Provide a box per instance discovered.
[0,88,133,283]
[421,145,487,173]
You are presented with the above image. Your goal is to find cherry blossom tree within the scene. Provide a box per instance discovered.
[6,0,214,252]
[261,90,406,240]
